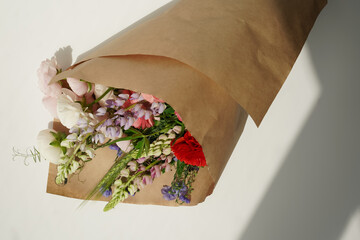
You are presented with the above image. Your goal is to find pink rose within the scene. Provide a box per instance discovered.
[67,77,89,97]
[37,57,61,97]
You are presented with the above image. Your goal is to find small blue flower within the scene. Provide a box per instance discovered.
[102,188,112,198]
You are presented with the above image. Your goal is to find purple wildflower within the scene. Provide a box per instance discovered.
[161,186,176,201]
[102,188,112,198]
[96,107,107,116]
[109,144,123,156]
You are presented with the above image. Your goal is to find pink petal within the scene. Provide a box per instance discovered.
[42,96,58,118]
[67,77,88,96]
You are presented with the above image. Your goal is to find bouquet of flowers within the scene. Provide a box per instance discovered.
[36,57,209,211]
[25,0,325,210]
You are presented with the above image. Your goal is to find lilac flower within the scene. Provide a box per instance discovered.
[96,107,107,116]
[105,99,116,108]
[92,133,105,144]
[115,99,125,107]
[105,126,121,139]
[118,93,129,100]
[151,102,166,116]
[130,93,141,101]
[77,118,88,128]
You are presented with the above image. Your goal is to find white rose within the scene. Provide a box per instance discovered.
[36,129,64,164]
[94,84,115,106]
[57,93,83,129]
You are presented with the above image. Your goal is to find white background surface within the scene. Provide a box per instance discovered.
[0,0,359,240]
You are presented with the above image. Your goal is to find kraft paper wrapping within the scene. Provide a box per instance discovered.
[47,0,327,206]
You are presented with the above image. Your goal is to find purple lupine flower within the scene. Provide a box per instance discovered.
[109,144,120,151]
[105,99,116,108]
[133,104,142,112]
[124,117,135,130]
[144,110,152,120]
[96,107,107,116]
[93,133,105,144]
[118,93,129,100]
[69,127,79,134]
[104,119,113,127]
[115,109,125,115]
[151,102,166,116]
[130,93,141,101]
[115,99,125,107]
[179,194,190,204]
[161,186,176,201]
[77,118,88,128]
[109,144,123,156]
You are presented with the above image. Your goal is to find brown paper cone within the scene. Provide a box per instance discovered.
[47,0,326,206]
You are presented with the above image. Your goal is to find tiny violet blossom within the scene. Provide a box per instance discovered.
[102,188,112,198]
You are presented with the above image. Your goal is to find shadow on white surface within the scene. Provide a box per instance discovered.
[238,0,360,240]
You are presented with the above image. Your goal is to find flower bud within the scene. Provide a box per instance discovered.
[120,169,130,178]
[127,184,137,196]
[173,126,182,134]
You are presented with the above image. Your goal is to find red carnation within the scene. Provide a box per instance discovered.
[171,131,207,167]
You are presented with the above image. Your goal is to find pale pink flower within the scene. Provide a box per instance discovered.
[141,93,164,103]
[42,96,58,118]
[37,57,61,97]
[67,77,88,97]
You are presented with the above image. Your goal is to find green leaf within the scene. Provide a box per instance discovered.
[136,139,145,159]
[61,147,67,155]
[49,141,60,148]
[144,138,150,156]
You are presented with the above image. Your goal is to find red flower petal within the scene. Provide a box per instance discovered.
[171,131,207,167]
